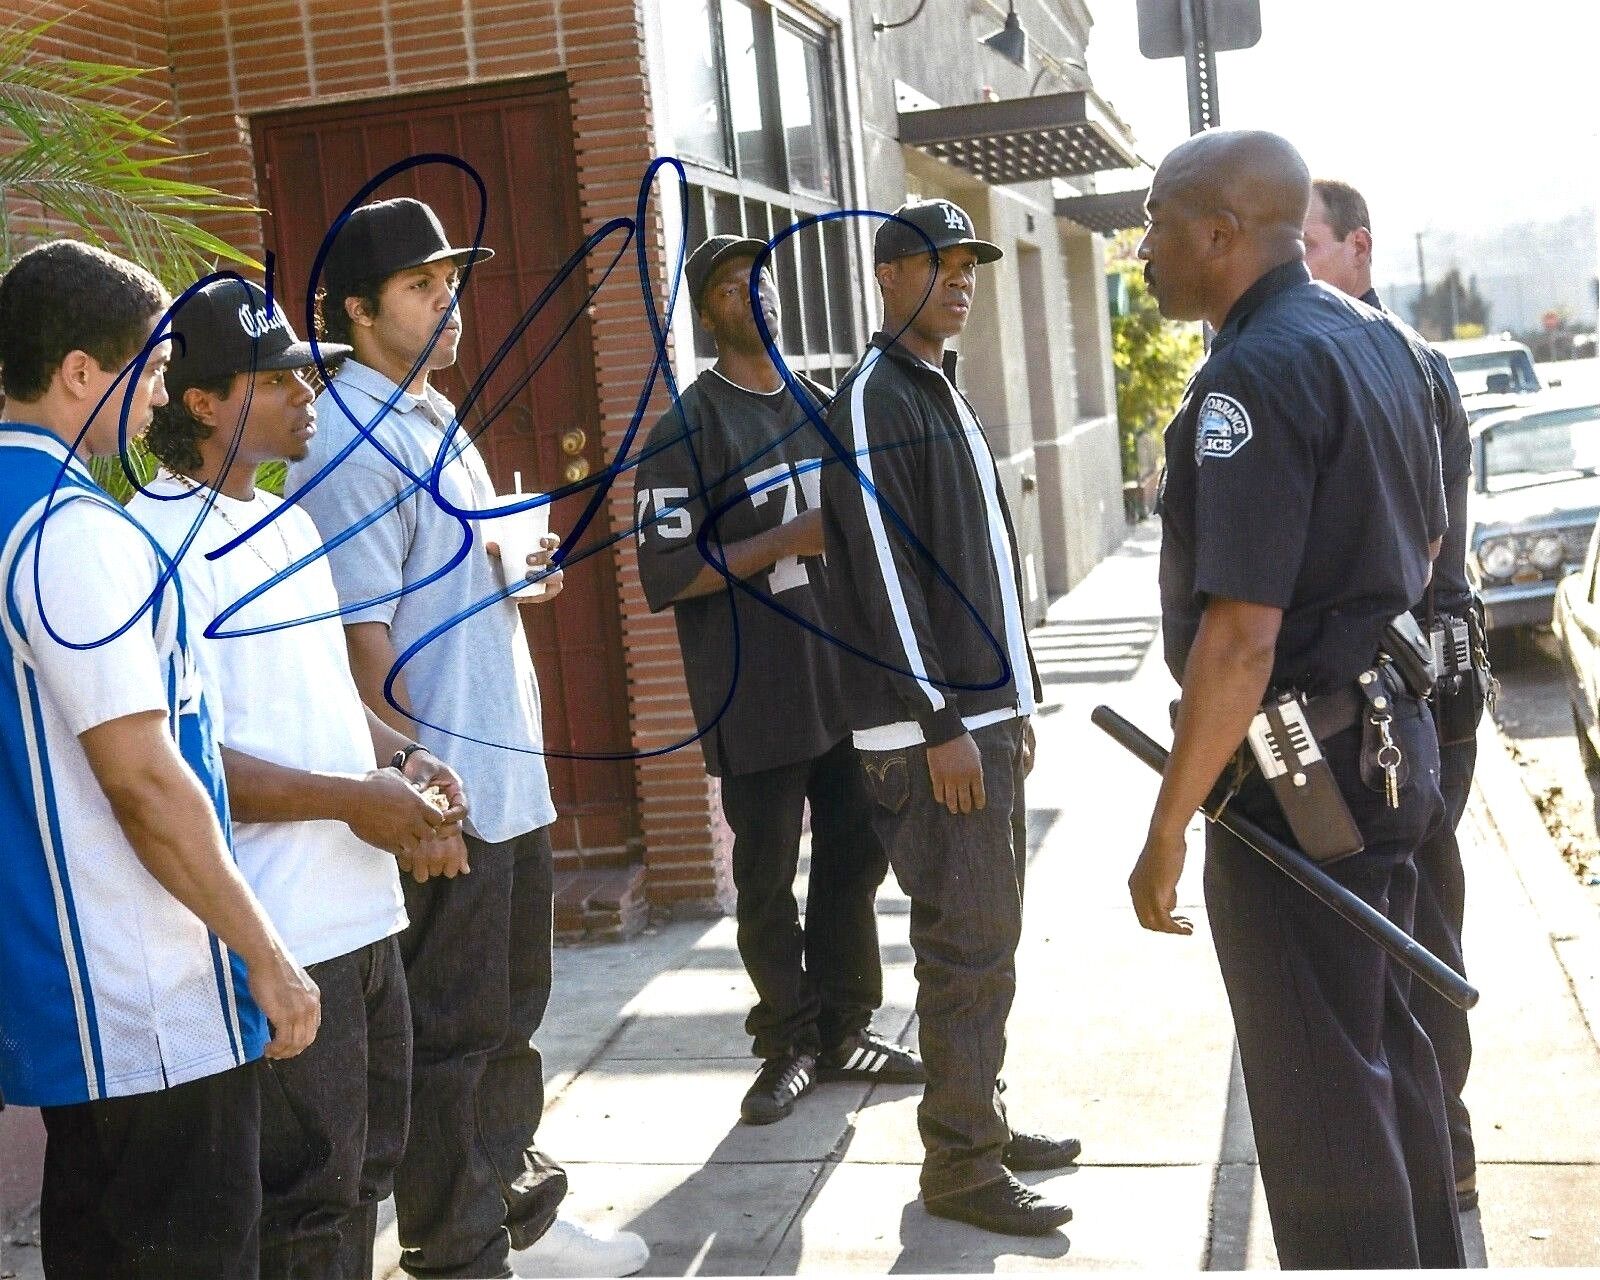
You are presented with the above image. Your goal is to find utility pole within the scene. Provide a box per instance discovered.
[1415,231,1428,327]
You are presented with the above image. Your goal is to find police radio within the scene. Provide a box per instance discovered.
[1245,694,1365,862]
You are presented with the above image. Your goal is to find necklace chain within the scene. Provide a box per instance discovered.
[171,473,291,576]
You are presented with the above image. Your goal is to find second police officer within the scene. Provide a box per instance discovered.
[1302,177,1487,1213]
[1130,130,1465,1268]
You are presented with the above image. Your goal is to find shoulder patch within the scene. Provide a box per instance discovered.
[1195,392,1253,464]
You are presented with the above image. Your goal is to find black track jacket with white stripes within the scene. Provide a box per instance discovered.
[820,333,1042,747]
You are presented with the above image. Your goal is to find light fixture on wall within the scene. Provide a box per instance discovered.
[982,1,1030,68]
[872,0,928,35]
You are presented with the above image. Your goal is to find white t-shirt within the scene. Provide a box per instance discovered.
[129,473,405,967]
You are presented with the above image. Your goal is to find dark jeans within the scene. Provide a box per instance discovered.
[40,1061,261,1280]
[260,934,411,1279]
[857,718,1026,1202]
[720,735,890,1059]
[394,827,567,1280]
[1411,732,1477,1183]
[1205,701,1464,1269]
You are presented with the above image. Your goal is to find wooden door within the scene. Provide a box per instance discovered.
[254,78,639,862]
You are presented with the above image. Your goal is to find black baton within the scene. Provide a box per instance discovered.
[1091,704,1479,1012]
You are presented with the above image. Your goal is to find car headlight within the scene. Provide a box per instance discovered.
[1477,537,1517,580]
[1531,535,1566,572]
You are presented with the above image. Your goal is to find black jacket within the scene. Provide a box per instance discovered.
[820,333,1041,745]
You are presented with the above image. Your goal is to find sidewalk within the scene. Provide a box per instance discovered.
[5,520,1598,1278]
[368,518,1600,1273]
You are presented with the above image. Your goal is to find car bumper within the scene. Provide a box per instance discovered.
[1482,580,1556,630]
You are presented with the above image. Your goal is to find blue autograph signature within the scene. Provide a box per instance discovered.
[33,154,1015,762]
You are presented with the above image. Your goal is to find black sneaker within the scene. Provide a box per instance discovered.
[1003,1131,1082,1171]
[925,1173,1073,1236]
[817,1029,926,1083]
[740,1050,817,1125]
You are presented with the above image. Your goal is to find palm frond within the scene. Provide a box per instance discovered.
[0,7,262,292]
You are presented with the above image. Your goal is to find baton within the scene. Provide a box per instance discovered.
[1091,704,1479,1012]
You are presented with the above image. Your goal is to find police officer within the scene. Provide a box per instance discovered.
[634,234,923,1126]
[1131,131,1465,1268]
[1304,177,1484,1213]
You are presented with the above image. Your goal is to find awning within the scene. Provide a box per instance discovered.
[897,90,1141,187]
[1055,187,1150,235]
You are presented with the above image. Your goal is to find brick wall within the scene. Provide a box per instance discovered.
[9,0,731,910]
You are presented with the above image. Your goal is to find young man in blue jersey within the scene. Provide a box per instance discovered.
[0,240,320,1279]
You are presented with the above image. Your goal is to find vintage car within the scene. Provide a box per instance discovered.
[1552,522,1600,768]
[1468,398,1600,635]
[1438,336,1549,423]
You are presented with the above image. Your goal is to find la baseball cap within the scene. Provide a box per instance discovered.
[874,199,1003,266]
[684,234,769,311]
[164,277,350,393]
[323,196,494,297]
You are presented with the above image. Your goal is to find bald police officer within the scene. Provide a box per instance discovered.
[1132,131,1464,1268]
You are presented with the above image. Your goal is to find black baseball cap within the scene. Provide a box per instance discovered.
[164,277,350,392]
[874,199,1003,266]
[684,234,769,311]
[323,197,494,297]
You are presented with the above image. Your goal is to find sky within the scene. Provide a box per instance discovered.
[1083,0,1600,284]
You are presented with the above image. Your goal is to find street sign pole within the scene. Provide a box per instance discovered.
[1180,0,1219,134]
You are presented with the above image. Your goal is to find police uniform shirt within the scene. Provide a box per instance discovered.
[1158,261,1448,694]
[635,370,847,776]
[1363,288,1474,616]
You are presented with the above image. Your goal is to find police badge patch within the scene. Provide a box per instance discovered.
[1194,393,1253,464]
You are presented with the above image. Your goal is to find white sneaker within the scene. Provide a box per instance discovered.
[509,1217,650,1278]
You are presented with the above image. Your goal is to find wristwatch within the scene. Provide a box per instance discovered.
[390,742,428,771]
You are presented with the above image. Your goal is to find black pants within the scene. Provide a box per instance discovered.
[394,827,566,1280]
[1410,731,1477,1184]
[720,735,890,1059]
[1205,701,1464,1269]
[40,1061,261,1279]
[857,718,1026,1202]
[260,934,411,1279]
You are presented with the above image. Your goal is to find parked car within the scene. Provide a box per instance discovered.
[1468,399,1600,636]
[1439,336,1550,423]
[1551,522,1600,769]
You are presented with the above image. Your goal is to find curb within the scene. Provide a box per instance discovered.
[1472,714,1600,1051]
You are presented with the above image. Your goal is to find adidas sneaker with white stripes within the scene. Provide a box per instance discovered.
[817,1029,927,1083]
[740,1049,818,1125]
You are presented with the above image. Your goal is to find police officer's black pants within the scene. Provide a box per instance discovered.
[1409,731,1477,1185]
[720,735,889,1059]
[1204,702,1465,1269]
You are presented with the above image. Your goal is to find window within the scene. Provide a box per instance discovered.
[664,0,858,386]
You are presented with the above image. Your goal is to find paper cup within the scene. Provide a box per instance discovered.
[484,500,552,599]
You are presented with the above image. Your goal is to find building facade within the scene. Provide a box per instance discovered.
[11,0,1138,933]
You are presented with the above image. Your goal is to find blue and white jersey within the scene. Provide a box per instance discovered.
[0,426,265,1107]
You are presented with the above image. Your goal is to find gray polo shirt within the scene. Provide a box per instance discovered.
[289,358,555,843]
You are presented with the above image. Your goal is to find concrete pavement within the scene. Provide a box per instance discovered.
[369,517,1600,1273]
[5,518,1599,1278]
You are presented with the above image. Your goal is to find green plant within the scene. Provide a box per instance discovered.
[1107,232,1202,482]
[0,11,263,501]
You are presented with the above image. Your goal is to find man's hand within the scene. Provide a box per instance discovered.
[1129,828,1194,935]
[1021,719,1037,777]
[927,732,985,814]
[397,748,471,883]
[781,508,825,558]
[247,949,321,1059]
[345,768,454,856]
[488,532,565,603]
